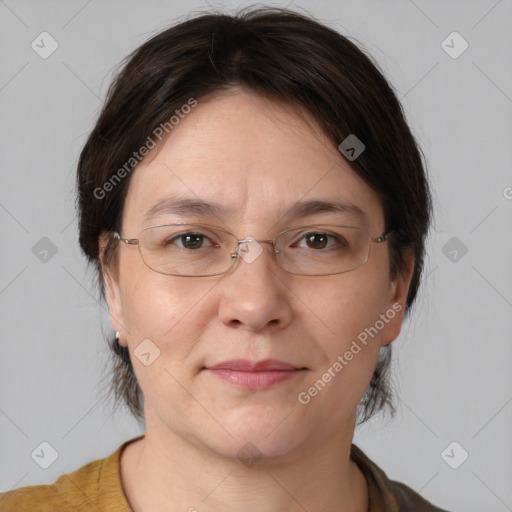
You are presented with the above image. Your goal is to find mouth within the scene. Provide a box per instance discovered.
[203,359,308,390]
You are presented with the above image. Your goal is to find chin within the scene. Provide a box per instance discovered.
[210,435,304,465]
[196,414,311,464]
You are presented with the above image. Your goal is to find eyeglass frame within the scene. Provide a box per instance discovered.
[111,222,393,278]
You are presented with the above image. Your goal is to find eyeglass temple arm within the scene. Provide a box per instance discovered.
[371,230,393,243]
[112,232,139,245]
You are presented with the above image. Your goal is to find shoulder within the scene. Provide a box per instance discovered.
[351,444,451,512]
[0,437,139,512]
[0,455,107,511]
[0,466,95,512]
[0,482,70,512]
[386,479,451,512]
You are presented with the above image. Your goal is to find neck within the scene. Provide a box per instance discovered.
[120,417,368,512]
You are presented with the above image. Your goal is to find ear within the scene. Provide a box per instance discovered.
[380,248,414,347]
[99,232,127,347]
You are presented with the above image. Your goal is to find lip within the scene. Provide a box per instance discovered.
[207,359,301,371]
[204,359,307,390]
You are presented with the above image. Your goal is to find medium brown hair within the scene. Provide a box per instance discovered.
[77,6,432,425]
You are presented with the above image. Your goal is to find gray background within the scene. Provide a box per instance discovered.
[1,0,511,510]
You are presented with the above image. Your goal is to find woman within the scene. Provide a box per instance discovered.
[0,7,450,512]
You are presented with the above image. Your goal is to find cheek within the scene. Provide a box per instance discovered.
[119,264,221,366]
[312,266,391,346]
[118,246,197,333]
[118,274,214,407]
[297,280,389,422]
[301,265,392,402]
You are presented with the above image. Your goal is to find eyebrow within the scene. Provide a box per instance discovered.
[142,196,228,224]
[142,195,366,224]
[284,199,366,222]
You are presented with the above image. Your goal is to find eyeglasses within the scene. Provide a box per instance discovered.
[112,223,392,277]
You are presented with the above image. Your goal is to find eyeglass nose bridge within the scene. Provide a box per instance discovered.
[230,237,281,262]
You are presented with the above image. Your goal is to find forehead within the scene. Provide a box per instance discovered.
[122,91,384,232]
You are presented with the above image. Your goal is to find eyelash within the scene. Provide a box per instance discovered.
[167,231,347,250]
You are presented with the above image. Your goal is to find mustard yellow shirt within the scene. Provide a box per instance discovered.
[0,435,449,511]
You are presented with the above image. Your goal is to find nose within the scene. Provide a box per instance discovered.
[217,240,293,332]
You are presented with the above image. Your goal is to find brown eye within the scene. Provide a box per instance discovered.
[179,233,205,249]
[181,233,205,249]
[163,232,210,250]
[305,233,328,249]
[294,231,349,251]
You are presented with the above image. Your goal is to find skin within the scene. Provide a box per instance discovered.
[100,90,413,512]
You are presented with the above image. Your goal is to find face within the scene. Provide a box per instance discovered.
[101,90,412,461]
